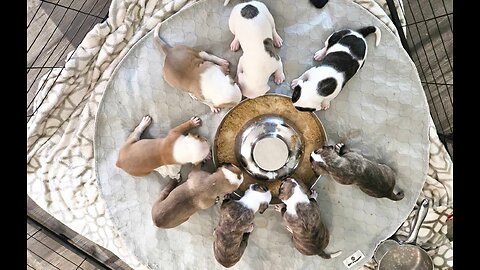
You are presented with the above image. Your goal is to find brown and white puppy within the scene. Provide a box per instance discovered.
[227,0,286,98]
[310,143,404,201]
[151,163,244,229]
[213,184,272,268]
[116,115,210,177]
[153,24,242,113]
[276,178,341,259]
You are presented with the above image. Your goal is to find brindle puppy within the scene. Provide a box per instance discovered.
[276,178,341,259]
[213,184,271,268]
[310,143,404,201]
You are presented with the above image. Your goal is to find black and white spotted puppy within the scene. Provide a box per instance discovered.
[291,26,381,111]
[226,0,286,98]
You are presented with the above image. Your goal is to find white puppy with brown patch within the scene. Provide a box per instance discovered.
[213,184,272,268]
[226,0,285,98]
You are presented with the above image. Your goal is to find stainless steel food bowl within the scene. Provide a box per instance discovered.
[235,114,303,181]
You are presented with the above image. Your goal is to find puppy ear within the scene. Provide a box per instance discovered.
[292,85,301,103]
[258,202,269,214]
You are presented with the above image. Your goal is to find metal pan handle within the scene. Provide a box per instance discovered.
[401,198,430,245]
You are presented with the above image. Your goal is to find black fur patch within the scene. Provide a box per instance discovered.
[320,51,360,84]
[338,35,366,60]
[292,85,301,103]
[357,26,377,38]
[263,38,279,60]
[241,4,259,19]
[317,77,337,97]
[295,106,316,112]
[310,0,328,8]
[326,30,350,49]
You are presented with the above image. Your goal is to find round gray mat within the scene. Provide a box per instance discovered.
[94,0,430,269]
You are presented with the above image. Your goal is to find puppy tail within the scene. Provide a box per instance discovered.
[389,189,405,201]
[357,26,381,47]
[318,249,342,259]
[310,0,329,8]
[153,23,171,54]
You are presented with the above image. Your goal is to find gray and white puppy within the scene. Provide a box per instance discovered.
[291,26,381,111]
[213,184,272,268]
[310,143,404,201]
[276,178,342,259]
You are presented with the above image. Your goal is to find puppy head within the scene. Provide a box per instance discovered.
[278,178,306,201]
[292,84,321,112]
[292,77,338,112]
[182,133,210,163]
[244,184,272,214]
[220,163,244,188]
[310,145,337,175]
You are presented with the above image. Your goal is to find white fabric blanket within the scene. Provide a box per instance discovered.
[26,0,452,269]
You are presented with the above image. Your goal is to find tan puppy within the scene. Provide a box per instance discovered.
[276,178,342,259]
[213,184,272,268]
[154,24,242,113]
[151,164,244,229]
[116,115,210,177]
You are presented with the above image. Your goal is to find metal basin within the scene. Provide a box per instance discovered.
[213,94,327,204]
[235,114,303,180]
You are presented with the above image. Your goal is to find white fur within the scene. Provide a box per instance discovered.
[154,164,182,179]
[283,180,310,216]
[239,186,272,213]
[199,65,242,107]
[293,66,344,110]
[172,135,209,164]
[221,167,244,186]
[293,28,381,111]
[373,27,381,46]
[310,152,326,165]
[228,1,284,98]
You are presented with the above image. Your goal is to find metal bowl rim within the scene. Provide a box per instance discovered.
[212,93,328,168]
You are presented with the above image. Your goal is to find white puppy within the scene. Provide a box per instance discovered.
[291,26,381,111]
[227,0,286,98]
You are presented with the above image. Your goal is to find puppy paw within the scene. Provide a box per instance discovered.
[335,143,345,154]
[314,47,327,61]
[189,93,198,100]
[245,224,254,233]
[230,38,240,51]
[223,193,232,201]
[190,116,202,127]
[220,59,230,75]
[309,189,318,200]
[274,72,285,84]
[137,115,152,130]
[210,106,221,113]
[274,204,285,212]
[291,78,300,89]
[320,100,330,110]
[273,32,283,47]
[204,151,212,161]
